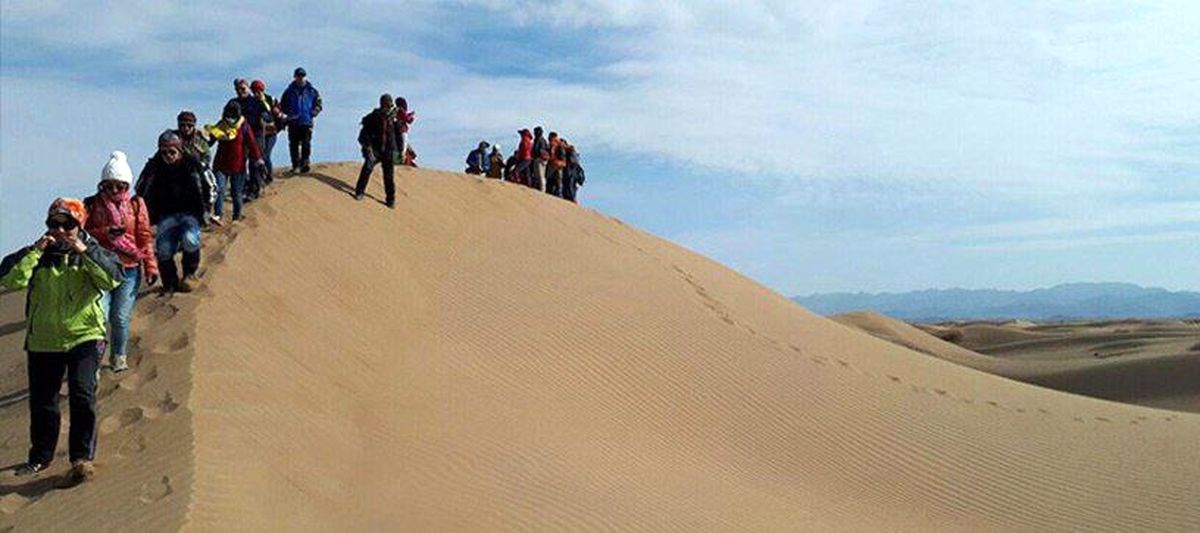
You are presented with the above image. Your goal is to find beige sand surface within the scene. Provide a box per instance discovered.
[836,311,1200,413]
[3,164,1200,531]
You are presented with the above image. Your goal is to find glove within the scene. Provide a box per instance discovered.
[145,274,159,287]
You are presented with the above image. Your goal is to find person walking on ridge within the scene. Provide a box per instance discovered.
[251,80,282,187]
[280,67,322,174]
[83,151,158,373]
[230,79,269,200]
[136,130,212,293]
[395,97,415,166]
[208,102,265,223]
[532,126,549,192]
[0,198,123,483]
[355,93,401,208]
[173,110,217,212]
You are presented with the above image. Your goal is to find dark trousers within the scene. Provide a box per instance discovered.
[546,167,563,197]
[355,153,396,203]
[513,159,532,187]
[27,341,101,465]
[287,124,313,169]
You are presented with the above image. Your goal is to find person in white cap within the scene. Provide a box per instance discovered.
[84,151,158,373]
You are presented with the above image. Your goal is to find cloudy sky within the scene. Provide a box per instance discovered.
[2,1,1197,295]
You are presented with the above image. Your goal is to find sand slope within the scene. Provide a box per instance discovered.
[835,311,1200,413]
[4,163,1200,531]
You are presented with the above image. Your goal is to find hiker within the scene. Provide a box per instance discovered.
[280,67,322,173]
[531,126,549,192]
[173,110,218,211]
[355,93,401,208]
[83,152,158,373]
[563,140,586,203]
[251,80,283,187]
[514,129,534,186]
[230,79,269,200]
[395,97,415,167]
[1,198,123,482]
[465,141,490,175]
[486,144,505,179]
[208,101,265,222]
[503,151,519,183]
[136,130,213,292]
[546,132,565,197]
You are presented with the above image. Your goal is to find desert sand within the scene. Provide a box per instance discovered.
[2,163,1199,531]
[835,311,1200,414]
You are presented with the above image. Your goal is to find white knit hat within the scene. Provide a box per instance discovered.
[101,151,133,185]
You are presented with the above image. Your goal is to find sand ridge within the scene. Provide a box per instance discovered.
[3,164,1200,531]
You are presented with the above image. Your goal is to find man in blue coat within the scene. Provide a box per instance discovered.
[280,67,323,174]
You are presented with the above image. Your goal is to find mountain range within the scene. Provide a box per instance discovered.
[793,282,1200,322]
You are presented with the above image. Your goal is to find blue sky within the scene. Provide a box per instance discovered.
[2,1,1198,295]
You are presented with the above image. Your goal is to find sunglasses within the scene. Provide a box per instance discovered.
[103,181,130,191]
[47,219,78,230]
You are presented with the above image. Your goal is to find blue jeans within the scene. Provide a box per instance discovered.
[263,135,277,180]
[100,266,141,357]
[214,171,247,219]
[155,213,201,259]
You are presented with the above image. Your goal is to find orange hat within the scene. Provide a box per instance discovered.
[47,197,87,227]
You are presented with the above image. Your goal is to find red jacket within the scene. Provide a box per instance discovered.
[213,120,262,175]
[517,131,533,161]
[397,109,415,134]
[83,194,159,277]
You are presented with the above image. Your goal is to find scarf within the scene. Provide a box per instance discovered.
[99,188,140,259]
[205,117,244,141]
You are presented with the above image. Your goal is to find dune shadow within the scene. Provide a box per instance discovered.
[0,466,65,500]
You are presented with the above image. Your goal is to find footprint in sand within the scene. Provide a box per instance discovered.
[169,332,190,352]
[139,476,173,504]
[0,493,30,515]
[117,434,148,458]
[118,365,159,392]
[100,407,145,435]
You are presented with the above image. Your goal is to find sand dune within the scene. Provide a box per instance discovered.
[3,164,1200,531]
[836,311,1200,414]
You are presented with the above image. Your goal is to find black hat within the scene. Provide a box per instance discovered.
[223,101,241,120]
[294,67,307,77]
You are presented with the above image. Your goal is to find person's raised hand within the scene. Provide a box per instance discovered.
[145,274,159,286]
[33,234,54,251]
[67,234,87,254]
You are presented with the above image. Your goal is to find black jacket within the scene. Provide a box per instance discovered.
[357,108,400,156]
[136,154,212,224]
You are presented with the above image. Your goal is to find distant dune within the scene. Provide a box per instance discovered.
[835,311,1200,414]
[2,164,1199,531]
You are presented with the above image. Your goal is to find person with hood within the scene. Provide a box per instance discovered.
[136,130,212,293]
[465,141,490,175]
[531,126,549,192]
[395,97,415,167]
[207,101,265,222]
[251,80,282,186]
[173,110,218,212]
[514,129,534,187]
[279,67,322,174]
[0,198,123,482]
[83,151,158,373]
[486,144,505,179]
[546,132,565,197]
[354,93,401,208]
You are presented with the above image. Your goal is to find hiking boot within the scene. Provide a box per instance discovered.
[14,462,47,477]
[177,275,198,293]
[300,165,311,173]
[111,354,129,373]
[65,460,95,485]
[355,193,365,201]
[386,199,396,209]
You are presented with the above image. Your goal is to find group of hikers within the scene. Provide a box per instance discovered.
[464,126,586,202]
[1,68,593,487]
[0,67,322,485]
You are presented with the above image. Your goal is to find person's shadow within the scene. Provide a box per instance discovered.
[0,462,67,500]
[305,172,386,202]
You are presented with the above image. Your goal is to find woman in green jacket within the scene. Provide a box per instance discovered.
[0,198,123,483]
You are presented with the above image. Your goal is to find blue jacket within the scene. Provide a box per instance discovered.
[280,81,322,126]
[466,148,489,172]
